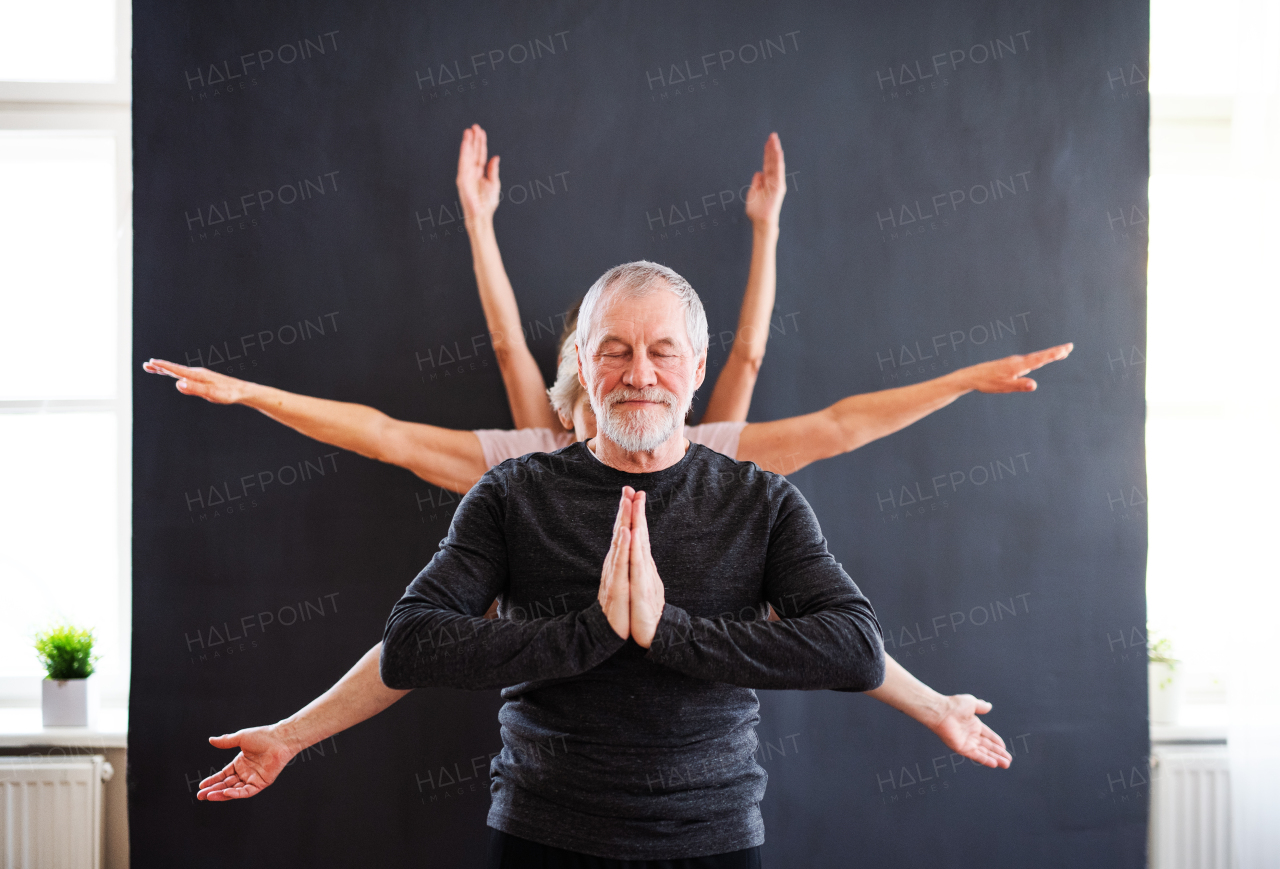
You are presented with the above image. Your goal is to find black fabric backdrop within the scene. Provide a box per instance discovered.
[130,1,1149,866]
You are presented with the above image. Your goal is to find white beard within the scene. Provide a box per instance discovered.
[593,385,689,452]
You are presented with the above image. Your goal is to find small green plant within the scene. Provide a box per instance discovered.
[1148,630,1179,691]
[33,625,99,680]
[1147,634,1178,668]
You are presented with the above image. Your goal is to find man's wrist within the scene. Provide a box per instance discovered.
[268,717,309,756]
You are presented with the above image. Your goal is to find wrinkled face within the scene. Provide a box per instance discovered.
[576,286,706,452]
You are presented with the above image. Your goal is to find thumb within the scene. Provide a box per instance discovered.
[1018,378,1037,392]
[209,732,239,748]
[487,155,501,183]
[973,699,993,714]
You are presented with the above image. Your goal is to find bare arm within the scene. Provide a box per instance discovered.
[736,344,1073,474]
[867,656,1012,768]
[701,132,786,424]
[143,359,487,493]
[198,644,406,800]
[457,124,561,430]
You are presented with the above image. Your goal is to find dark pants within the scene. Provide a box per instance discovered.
[486,829,764,869]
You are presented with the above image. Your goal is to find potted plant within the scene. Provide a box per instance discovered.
[1147,631,1181,725]
[35,624,100,727]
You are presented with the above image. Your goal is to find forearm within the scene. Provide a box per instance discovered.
[273,643,408,753]
[239,382,394,462]
[701,222,779,423]
[865,655,948,728]
[826,369,974,452]
[647,601,884,691]
[381,600,626,690]
[465,218,559,429]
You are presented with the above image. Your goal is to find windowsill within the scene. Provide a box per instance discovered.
[1151,703,1229,744]
[0,706,127,748]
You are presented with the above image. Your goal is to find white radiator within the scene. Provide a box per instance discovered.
[0,756,112,869]
[1150,745,1231,869]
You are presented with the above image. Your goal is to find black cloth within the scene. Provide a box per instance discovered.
[486,828,763,869]
[382,441,884,859]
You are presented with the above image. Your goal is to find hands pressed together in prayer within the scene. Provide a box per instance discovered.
[598,486,666,648]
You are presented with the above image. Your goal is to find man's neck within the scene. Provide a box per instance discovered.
[590,431,688,474]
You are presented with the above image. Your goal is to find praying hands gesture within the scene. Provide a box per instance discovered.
[598,486,666,648]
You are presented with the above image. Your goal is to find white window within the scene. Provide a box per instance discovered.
[1147,0,1280,718]
[0,0,132,708]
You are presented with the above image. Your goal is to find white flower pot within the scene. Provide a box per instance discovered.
[1148,662,1182,725]
[41,677,98,727]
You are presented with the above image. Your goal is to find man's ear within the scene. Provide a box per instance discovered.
[575,343,589,392]
[693,350,708,390]
[557,409,574,431]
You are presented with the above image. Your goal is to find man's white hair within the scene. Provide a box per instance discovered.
[574,261,709,358]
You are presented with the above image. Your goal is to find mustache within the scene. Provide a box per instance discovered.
[603,387,678,410]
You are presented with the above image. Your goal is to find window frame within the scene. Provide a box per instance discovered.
[0,1,132,708]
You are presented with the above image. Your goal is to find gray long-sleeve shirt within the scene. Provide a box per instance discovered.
[381,441,884,860]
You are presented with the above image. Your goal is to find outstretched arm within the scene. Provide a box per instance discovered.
[868,656,1012,768]
[736,344,1073,474]
[143,359,487,493]
[197,644,407,801]
[457,124,562,430]
[701,132,787,424]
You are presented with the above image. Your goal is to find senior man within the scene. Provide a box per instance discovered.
[380,261,886,867]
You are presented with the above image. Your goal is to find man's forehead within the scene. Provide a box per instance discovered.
[595,288,685,339]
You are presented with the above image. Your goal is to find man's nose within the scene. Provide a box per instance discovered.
[623,349,657,388]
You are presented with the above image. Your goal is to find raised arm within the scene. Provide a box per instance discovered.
[143,359,486,493]
[700,132,787,424]
[736,343,1073,474]
[457,124,562,430]
[197,643,407,801]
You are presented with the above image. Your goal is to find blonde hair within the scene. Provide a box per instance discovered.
[547,329,586,421]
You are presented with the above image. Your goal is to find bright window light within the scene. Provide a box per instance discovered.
[0,131,117,400]
[0,0,116,83]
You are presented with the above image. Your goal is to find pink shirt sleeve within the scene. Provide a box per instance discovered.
[684,421,748,459]
[474,428,576,469]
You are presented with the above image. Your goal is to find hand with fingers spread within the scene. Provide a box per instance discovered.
[456,123,502,227]
[626,490,666,649]
[927,694,1013,769]
[962,343,1074,394]
[197,725,299,801]
[744,132,786,227]
[598,487,635,640]
[143,358,248,404]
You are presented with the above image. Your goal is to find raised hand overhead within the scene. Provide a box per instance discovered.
[743,132,787,226]
[456,123,502,226]
[701,132,787,424]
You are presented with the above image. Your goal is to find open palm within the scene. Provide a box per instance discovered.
[929,694,1013,769]
[744,132,786,225]
[197,726,297,801]
[456,123,501,223]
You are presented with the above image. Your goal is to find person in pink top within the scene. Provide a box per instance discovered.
[143,126,1069,802]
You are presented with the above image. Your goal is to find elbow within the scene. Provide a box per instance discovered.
[731,344,766,377]
[378,626,414,690]
[842,624,886,691]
